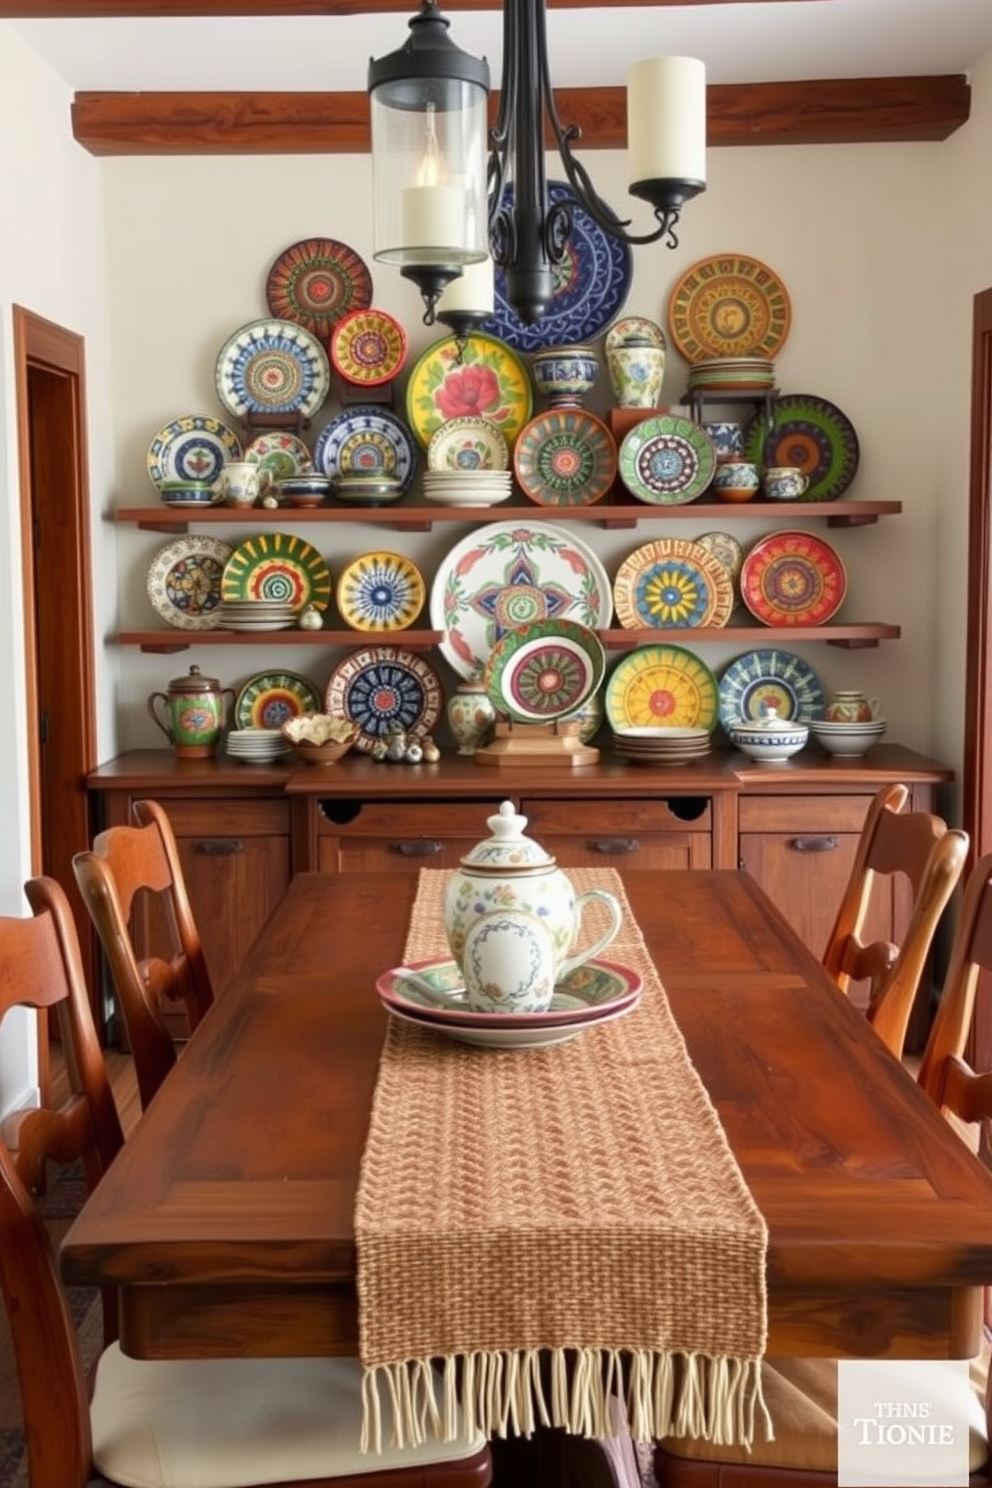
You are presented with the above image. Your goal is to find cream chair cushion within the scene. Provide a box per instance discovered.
[91,1347,487,1488]
[659,1355,990,1474]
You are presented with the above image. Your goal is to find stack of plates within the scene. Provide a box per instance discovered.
[218,601,299,632]
[422,471,514,508]
[686,357,776,392]
[375,957,642,1049]
[612,726,712,767]
[225,728,293,764]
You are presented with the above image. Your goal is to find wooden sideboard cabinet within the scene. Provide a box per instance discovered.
[86,745,952,1044]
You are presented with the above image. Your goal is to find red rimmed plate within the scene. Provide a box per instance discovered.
[740,530,847,627]
[330,308,408,387]
[265,237,373,339]
[376,956,642,1032]
[483,618,606,724]
[513,409,617,507]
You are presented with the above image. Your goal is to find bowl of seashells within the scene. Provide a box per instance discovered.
[280,713,359,765]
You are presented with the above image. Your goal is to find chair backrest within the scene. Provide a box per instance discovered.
[917,851,992,1117]
[0,875,125,1488]
[73,798,213,1111]
[821,783,969,1060]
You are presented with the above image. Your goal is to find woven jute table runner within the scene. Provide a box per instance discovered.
[355,868,769,1451]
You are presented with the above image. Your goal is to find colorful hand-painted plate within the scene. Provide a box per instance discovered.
[743,393,860,502]
[489,181,633,352]
[618,415,717,505]
[234,670,322,730]
[335,550,425,633]
[244,432,314,482]
[324,646,443,753]
[265,237,373,339]
[604,316,666,352]
[696,531,745,588]
[147,414,242,489]
[483,619,606,724]
[605,645,719,732]
[612,538,734,631]
[405,332,533,451]
[429,519,614,680]
[740,530,847,627]
[215,318,331,418]
[313,406,417,493]
[146,536,233,631]
[427,416,509,472]
[513,409,617,507]
[668,254,792,362]
[718,649,826,728]
[330,307,407,387]
[221,533,332,611]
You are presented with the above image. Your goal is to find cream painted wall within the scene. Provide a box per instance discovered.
[102,137,944,754]
[0,23,118,1113]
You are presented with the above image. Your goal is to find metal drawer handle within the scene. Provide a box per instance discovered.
[790,836,839,854]
[590,838,639,855]
[193,839,244,856]
[394,840,444,857]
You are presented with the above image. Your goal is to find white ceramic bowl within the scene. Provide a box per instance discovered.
[809,720,887,757]
[728,720,809,765]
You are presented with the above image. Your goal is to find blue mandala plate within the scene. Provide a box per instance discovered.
[486,181,633,352]
[215,317,330,419]
[313,406,417,494]
[324,646,443,753]
[718,648,826,729]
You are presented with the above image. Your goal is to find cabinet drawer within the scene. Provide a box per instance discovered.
[521,797,712,835]
[315,798,505,874]
[738,795,872,835]
[156,798,290,838]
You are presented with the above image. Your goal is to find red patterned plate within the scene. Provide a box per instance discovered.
[740,530,846,627]
[513,409,616,507]
[265,237,373,339]
[331,308,408,387]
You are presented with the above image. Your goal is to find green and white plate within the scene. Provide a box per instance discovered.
[221,533,332,611]
[483,618,606,724]
[618,415,717,505]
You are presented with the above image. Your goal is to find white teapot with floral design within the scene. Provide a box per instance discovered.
[443,801,622,1014]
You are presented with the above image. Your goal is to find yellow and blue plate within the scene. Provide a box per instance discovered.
[612,538,734,631]
[336,550,425,633]
[605,644,718,732]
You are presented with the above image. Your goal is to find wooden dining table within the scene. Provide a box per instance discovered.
[61,868,992,1367]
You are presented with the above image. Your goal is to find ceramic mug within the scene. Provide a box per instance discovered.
[764,466,810,501]
[702,422,745,462]
[217,461,270,508]
[712,460,760,493]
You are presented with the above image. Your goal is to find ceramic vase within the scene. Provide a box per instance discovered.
[606,337,666,408]
[823,690,878,723]
[446,679,497,755]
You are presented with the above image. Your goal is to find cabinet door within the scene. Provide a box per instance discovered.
[738,794,895,1011]
[521,798,712,871]
[131,799,291,1031]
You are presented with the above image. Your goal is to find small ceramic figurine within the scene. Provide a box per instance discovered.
[298,603,324,631]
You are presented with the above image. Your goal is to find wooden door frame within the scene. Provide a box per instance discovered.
[964,287,992,861]
[13,307,99,1077]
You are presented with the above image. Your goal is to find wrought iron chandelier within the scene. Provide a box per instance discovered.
[368,0,706,327]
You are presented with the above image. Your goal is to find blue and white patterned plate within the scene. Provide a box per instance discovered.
[215,318,331,419]
[487,181,633,352]
[147,414,242,489]
[313,406,417,494]
[718,648,826,728]
[324,646,443,753]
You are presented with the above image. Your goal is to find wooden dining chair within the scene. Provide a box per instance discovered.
[73,798,214,1110]
[653,851,992,1488]
[820,781,969,1059]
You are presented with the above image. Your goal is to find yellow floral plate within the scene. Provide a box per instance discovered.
[605,644,719,732]
[612,538,734,631]
[335,550,425,633]
[405,332,533,451]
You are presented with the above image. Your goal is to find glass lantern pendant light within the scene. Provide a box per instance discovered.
[368,2,491,324]
[369,0,707,327]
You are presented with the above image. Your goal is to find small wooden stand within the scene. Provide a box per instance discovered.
[473,720,600,769]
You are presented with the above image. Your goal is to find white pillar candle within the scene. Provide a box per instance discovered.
[438,256,494,314]
[401,184,468,249]
[627,57,707,186]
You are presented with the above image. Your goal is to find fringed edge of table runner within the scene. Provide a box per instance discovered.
[360,1347,771,1452]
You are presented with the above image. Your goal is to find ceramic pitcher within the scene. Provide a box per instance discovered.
[443,801,622,1013]
[147,665,235,759]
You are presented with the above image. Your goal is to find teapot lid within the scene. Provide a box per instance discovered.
[459,800,556,873]
[754,703,806,736]
[166,663,222,692]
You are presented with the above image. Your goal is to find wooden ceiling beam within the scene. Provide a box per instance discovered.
[0,0,833,13]
[70,74,970,155]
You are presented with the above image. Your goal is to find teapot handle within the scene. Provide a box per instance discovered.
[558,889,622,980]
[147,692,173,743]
